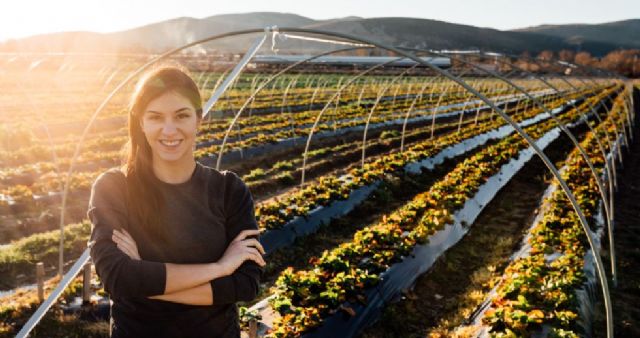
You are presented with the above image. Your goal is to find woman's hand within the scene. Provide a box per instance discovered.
[217,229,266,275]
[112,228,141,260]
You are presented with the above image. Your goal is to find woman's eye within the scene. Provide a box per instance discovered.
[179,114,190,119]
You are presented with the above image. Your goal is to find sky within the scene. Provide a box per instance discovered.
[1,0,638,42]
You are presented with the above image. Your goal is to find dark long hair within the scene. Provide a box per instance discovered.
[121,65,203,245]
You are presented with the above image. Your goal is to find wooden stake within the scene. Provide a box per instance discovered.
[83,263,91,303]
[36,262,44,302]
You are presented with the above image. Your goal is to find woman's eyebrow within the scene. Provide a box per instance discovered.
[146,107,193,114]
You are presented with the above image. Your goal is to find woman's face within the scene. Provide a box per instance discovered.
[140,90,201,164]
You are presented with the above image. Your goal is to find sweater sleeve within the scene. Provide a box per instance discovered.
[87,169,167,299]
[210,170,264,304]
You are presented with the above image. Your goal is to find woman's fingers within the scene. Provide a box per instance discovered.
[241,238,265,255]
[118,239,137,256]
[112,231,131,250]
[232,229,260,243]
[113,230,139,251]
[115,241,135,258]
[114,229,136,247]
[114,236,136,257]
[252,254,266,267]
[244,247,266,266]
[116,243,132,257]
[112,229,127,242]
[112,230,140,259]
[112,230,123,244]
[247,251,265,266]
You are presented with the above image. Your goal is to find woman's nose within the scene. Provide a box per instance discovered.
[162,119,178,134]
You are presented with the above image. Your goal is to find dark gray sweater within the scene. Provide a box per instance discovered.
[87,162,263,338]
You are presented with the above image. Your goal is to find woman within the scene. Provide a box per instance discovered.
[87,65,266,338]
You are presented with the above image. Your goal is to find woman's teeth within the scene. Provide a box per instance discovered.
[160,139,182,147]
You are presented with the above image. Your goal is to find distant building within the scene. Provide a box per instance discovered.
[249,55,451,71]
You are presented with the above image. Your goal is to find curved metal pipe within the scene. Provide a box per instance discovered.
[281,31,615,337]
[213,45,374,170]
[429,81,456,138]
[528,61,624,288]
[489,54,622,287]
[596,86,628,164]
[48,26,618,338]
[300,56,411,185]
[57,28,279,286]
[407,51,617,267]
[284,30,618,337]
[361,64,418,168]
[400,77,437,152]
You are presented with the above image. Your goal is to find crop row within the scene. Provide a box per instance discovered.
[0,85,620,338]
[477,90,629,337]
[254,86,616,233]
[0,86,611,284]
[191,90,561,150]
[262,88,612,337]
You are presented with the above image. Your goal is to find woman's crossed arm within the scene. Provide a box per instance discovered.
[111,227,265,306]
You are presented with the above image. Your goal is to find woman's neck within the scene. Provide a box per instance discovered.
[151,156,197,184]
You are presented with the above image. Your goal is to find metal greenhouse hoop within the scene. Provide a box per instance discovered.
[17,26,627,338]
[440,51,621,287]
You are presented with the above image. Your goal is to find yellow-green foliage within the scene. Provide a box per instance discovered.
[0,221,91,277]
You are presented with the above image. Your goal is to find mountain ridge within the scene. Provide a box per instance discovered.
[1,13,637,56]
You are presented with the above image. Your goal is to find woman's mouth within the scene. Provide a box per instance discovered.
[159,139,183,150]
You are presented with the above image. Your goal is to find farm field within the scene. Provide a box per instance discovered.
[0,50,638,338]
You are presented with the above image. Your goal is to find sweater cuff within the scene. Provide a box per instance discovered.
[132,259,166,297]
[211,275,236,304]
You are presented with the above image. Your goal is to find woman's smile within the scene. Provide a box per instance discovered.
[158,138,184,150]
[159,139,182,147]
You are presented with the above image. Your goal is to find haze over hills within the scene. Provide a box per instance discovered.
[514,19,640,50]
[1,12,638,56]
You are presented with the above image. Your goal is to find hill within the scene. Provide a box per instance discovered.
[1,13,637,56]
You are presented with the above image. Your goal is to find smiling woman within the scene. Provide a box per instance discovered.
[86,65,266,338]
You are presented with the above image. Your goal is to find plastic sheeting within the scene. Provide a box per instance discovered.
[572,132,625,338]
[198,92,555,165]
[462,132,625,338]
[260,181,381,255]
[249,105,593,337]
[209,90,554,119]
[247,125,564,337]
[404,102,570,174]
[299,126,563,338]
[258,103,572,257]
